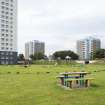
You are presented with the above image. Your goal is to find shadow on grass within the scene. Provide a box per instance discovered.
[91,84,100,88]
[93,69,105,73]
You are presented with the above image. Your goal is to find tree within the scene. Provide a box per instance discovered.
[34,52,45,60]
[30,52,45,60]
[53,50,78,60]
[30,54,34,60]
[18,54,25,61]
[93,49,105,59]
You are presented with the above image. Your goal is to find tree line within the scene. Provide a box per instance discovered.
[18,49,105,61]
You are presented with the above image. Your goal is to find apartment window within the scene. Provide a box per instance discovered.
[10,13,13,15]
[6,21,9,24]
[6,34,8,37]
[1,29,5,32]
[6,7,9,10]
[6,57,8,59]
[1,20,5,23]
[1,52,4,55]
[10,52,13,55]
[1,2,5,5]
[6,43,8,45]
[10,26,13,28]
[6,16,9,19]
[6,12,9,14]
[1,43,4,45]
[6,25,9,28]
[6,39,8,41]
[10,43,13,46]
[6,48,9,50]
[6,52,9,55]
[10,39,13,41]
[10,17,13,20]
[1,61,5,65]
[6,30,9,32]
[1,34,5,36]
[10,57,13,60]
[6,3,9,6]
[6,61,9,64]
[1,38,5,41]
[1,11,4,13]
[10,30,13,33]
[10,61,13,64]
[1,47,4,50]
[10,21,13,24]
[10,9,13,11]
[11,4,13,7]
[1,15,5,18]
[1,6,5,9]
[1,24,4,27]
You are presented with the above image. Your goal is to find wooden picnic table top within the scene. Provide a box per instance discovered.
[60,72,89,75]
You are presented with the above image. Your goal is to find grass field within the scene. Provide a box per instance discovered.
[0,64,105,105]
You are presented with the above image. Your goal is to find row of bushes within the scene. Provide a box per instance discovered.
[32,60,76,65]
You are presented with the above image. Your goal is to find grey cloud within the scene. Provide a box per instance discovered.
[18,0,105,54]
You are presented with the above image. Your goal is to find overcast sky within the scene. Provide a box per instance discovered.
[18,0,105,55]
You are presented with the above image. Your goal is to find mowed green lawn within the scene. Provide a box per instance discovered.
[0,64,105,105]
